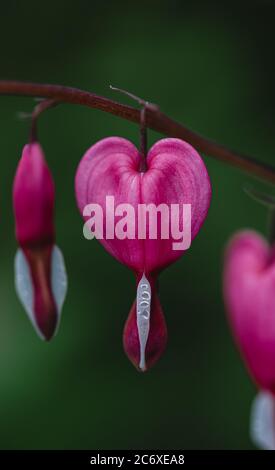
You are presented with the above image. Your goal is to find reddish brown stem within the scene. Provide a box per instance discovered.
[30,99,59,142]
[139,106,147,172]
[0,80,274,183]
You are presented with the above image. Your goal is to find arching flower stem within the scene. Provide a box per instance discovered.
[0,80,274,184]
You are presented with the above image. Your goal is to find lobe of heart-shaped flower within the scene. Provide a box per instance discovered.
[75,137,211,370]
[224,230,275,394]
[13,143,67,340]
[75,137,211,274]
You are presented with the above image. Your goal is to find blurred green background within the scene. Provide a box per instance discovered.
[0,0,274,450]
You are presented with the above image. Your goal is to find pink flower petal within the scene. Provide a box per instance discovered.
[224,230,275,393]
[75,137,211,273]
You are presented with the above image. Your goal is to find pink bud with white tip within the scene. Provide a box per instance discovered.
[13,143,67,340]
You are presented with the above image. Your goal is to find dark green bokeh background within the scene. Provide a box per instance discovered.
[0,0,274,449]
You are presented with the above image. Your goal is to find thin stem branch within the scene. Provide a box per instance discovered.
[109,86,149,171]
[109,85,158,111]
[0,80,274,184]
[30,99,59,142]
[139,106,148,172]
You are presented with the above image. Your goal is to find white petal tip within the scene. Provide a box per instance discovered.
[14,249,45,340]
[51,245,68,334]
[14,245,67,339]
[250,391,275,450]
[139,357,147,371]
[136,273,151,373]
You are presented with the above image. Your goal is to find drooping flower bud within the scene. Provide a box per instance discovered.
[75,137,211,370]
[224,230,275,449]
[13,143,67,340]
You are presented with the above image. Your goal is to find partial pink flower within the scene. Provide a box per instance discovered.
[75,137,211,370]
[13,143,67,340]
[224,230,275,448]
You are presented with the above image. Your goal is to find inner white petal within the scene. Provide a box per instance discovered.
[14,249,45,340]
[250,391,275,450]
[15,246,67,340]
[51,245,68,335]
[136,273,151,371]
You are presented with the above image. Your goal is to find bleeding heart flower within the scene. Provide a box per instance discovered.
[13,142,67,340]
[75,137,211,370]
[224,230,275,449]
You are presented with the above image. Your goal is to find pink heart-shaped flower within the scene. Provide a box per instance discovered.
[224,230,275,394]
[75,137,211,370]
